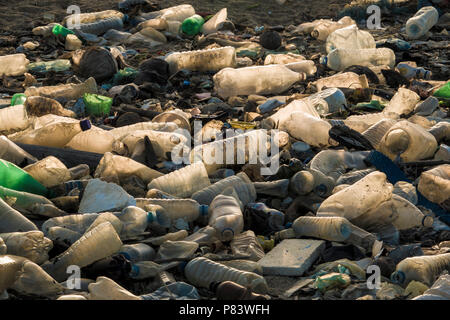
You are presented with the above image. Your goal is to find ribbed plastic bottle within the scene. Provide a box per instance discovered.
[230,230,265,261]
[391,253,450,287]
[42,222,123,282]
[405,6,439,40]
[0,135,36,166]
[24,77,98,101]
[0,231,52,265]
[192,172,256,206]
[66,127,123,154]
[76,17,124,36]
[109,122,179,140]
[335,168,376,186]
[119,243,155,263]
[0,54,29,76]
[0,159,48,197]
[311,16,356,41]
[291,216,352,242]
[290,168,336,197]
[325,25,376,53]
[253,179,290,198]
[23,156,71,188]
[208,194,244,242]
[0,105,30,132]
[165,46,236,74]
[361,119,397,149]
[27,59,71,73]
[264,53,306,65]
[184,257,268,293]
[325,48,395,71]
[378,120,438,162]
[147,162,211,198]
[213,65,305,99]
[63,9,124,25]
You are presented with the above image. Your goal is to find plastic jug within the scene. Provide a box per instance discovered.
[23,156,71,188]
[119,243,155,262]
[24,77,98,101]
[0,105,30,132]
[406,6,439,39]
[213,65,305,99]
[0,135,37,166]
[0,54,30,76]
[325,48,396,71]
[165,46,236,74]
[147,162,210,198]
[325,25,376,53]
[184,257,268,293]
[0,231,52,265]
[208,194,244,242]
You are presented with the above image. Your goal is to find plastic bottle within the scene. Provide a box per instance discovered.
[261,98,321,129]
[23,156,71,188]
[184,257,268,293]
[85,212,124,236]
[213,65,305,99]
[119,243,155,263]
[361,119,397,149]
[42,222,123,282]
[290,169,336,197]
[51,24,75,37]
[0,231,52,265]
[42,213,99,236]
[165,46,236,74]
[383,88,421,116]
[208,194,244,242]
[391,253,450,287]
[88,276,142,300]
[264,53,306,65]
[83,93,113,117]
[253,179,290,198]
[393,181,418,205]
[284,61,317,76]
[291,216,352,242]
[0,159,48,197]
[109,122,178,140]
[192,172,256,206]
[214,281,270,300]
[147,162,210,198]
[156,240,199,261]
[244,202,285,235]
[396,63,432,80]
[181,14,204,35]
[324,48,396,71]
[313,72,368,92]
[201,8,227,35]
[137,198,208,224]
[184,226,217,245]
[0,136,36,166]
[406,6,439,40]
[63,9,124,25]
[0,105,30,132]
[24,96,76,118]
[151,108,191,132]
[378,120,438,162]
[46,226,82,245]
[311,16,356,41]
[76,17,124,36]
[66,127,122,154]
[418,165,450,205]
[0,54,30,76]
[308,88,348,114]
[325,25,376,53]
[27,59,71,74]
[129,261,164,280]
[230,230,265,261]
[24,77,98,101]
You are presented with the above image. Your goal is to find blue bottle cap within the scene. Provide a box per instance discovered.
[147,211,155,223]
[79,119,91,131]
[320,56,328,65]
[199,204,209,216]
[130,264,139,277]
[118,251,131,261]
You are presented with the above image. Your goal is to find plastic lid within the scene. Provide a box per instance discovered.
[391,270,405,284]
[119,251,131,261]
[320,56,328,65]
[147,211,155,223]
[221,228,234,241]
[79,119,91,131]
[199,204,209,216]
[130,264,139,277]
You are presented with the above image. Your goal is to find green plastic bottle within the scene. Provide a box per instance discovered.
[83,93,113,117]
[52,24,75,37]
[181,14,205,36]
[10,93,27,106]
[434,81,450,100]
[0,159,48,197]
[27,59,72,74]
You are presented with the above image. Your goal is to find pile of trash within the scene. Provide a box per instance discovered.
[0,1,449,301]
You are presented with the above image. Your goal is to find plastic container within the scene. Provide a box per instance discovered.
[66,127,123,154]
[406,6,439,40]
[311,16,356,41]
[393,181,418,205]
[0,136,36,166]
[0,105,30,132]
[261,98,321,129]
[325,25,376,53]
[119,243,155,263]
[24,96,76,118]
[141,4,195,23]
[184,226,217,245]
[290,168,336,197]
[0,159,48,196]
[253,179,290,198]
[245,202,285,234]
[165,46,236,74]
[325,48,396,71]
[213,65,305,99]
[42,222,123,282]
[192,172,256,206]
[292,216,352,242]
[391,253,450,287]
[137,198,208,224]
[42,213,99,236]
[0,54,30,77]
[378,120,438,162]
[77,17,124,36]
[184,257,268,294]
[0,231,52,265]
[396,63,431,80]
[383,88,421,116]
[147,162,210,198]
[361,119,397,149]
[208,194,244,242]
[27,59,71,74]
[23,156,71,188]
[24,77,98,101]
[181,14,204,35]
[308,88,348,114]
[264,53,306,65]
[83,93,113,117]
[156,240,198,261]
[336,168,376,186]
[47,226,82,245]
[230,230,265,262]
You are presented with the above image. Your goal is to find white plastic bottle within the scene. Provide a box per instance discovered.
[230,230,265,262]
[142,4,196,22]
[0,198,37,233]
[406,6,439,40]
[383,87,421,116]
[47,226,82,245]
[63,9,124,25]
[325,48,396,71]
[261,98,321,129]
[292,216,353,242]
[119,243,155,262]
[0,105,30,132]
[264,53,306,65]
[361,119,397,149]
[23,156,72,188]
[290,168,336,197]
[191,172,256,206]
[165,47,236,74]
[144,230,188,246]
[184,257,268,293]
[0,231,52,265]
[213,65,305,99]
[308,88,348,114]
[147,162,211,198]
[311,16,356,41]
[325,25,376,53]
[41,213,99,236]
[208,194,244,242]
[66,127,124,154]
[0,54,30,76]
[284,60,317,76]
[396,63,432,80]
[42,222,123,282]
[109,122,179,140]
[24,77,98,101]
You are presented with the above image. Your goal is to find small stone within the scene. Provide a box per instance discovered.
[65,34,82,51]
[259,30,282,50]
[23,41,39,51]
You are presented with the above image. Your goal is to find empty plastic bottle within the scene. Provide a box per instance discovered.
[213,65,305,99]
[76,17,124,36]
[119,243,155,263]
[324,47,395,71]
[165,46,236,74]
[0,136,36,166]
[201,8,227,35]
[23,156,71,188]
[326,25,376,53]
[24,96,76,118]
[311,16,356,41]
[88,276,141,300]
[393,181,418,205]
[361,119,397,149]
[383,88,421,116]
[141,4,195,23]
[27,59,71,74]
[147,162,210,198]
[0,54,30,76]
[284,61,317,76]
[264,53,306,65]
[230,230,265,262]
[192,172,256,206]
[109,122,179,140]
[0,159,48,196]
[406,6,439,40]
[308,88,348,113]
[181,14,204,35]
[63,9,124,25]
[391,253,450,287]
[42,222,123,282]
[244,202,285,234]
[0,231,52,265]
[396,63,432,80]
[0,105,30,132]
[290,168,336,197]
[144,230,189,246]
[47,227,82,245]
[209,194,244,242]
[253,179,290,198]
[10,93,26,106]
[24,77,98,101]
[292,216,352,242]
[42,213,99,236]
[184,257,268,293]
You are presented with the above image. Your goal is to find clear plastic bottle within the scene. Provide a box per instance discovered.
[185,257,268,293]
[208,194,244,242]
[88,276,142,300]
[119,243,155,263]
[24,77,98,101]
[46,226,82,245]
[63,9,124,25]
[0,135,36,166]
[144,230,188,246]
[308,88,347,114]
[313,72,367,91]
[155,240,198,261]
[140,4,195,22]
[76,17,124,36]
[42,214,99,236]
[325,48,395,71]
[393,181,418,205]
[325,25,376,53]
[184,226,217,245]
[0,197,37,233]
[311,16,356,41]
[290,168,336,197]
[147,162,211,198]
[396,63,432,80]
[418,165,450,205]
[284,60,317,76]
[0,231,52,265]
[406,6,439,40]
[378,120,438,162]
[109,122,179,140]
[42,222,123,282]
[264,53,306,65]
[383,88,421,116]
[391,253,450,287]
[192,172,256,206]
[230,230,265,262]
[23,156,71,188]
[292,216,352,242]
[0,54,30,76]
[261,98,321,129]
[66,127,123,154]
[201,8,227,35]
[24,96,76,118]
[27,59,71,74]
[0,105,30,132]
[165,46,236,74]
[213,65,305,99]
[253,179,290,198]
[112,206,151,239]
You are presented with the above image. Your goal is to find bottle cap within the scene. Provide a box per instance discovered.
[221,228,234,241]
[340,223,352,240]
[390,270,405,285]
[130,264,139,277]
[147,211,155,223]
[199,204,209,216]
[320,56,328,65]
[79,119,91,131]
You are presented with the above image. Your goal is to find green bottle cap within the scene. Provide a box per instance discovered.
[10,93,27,106]
[52,24,75,37]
